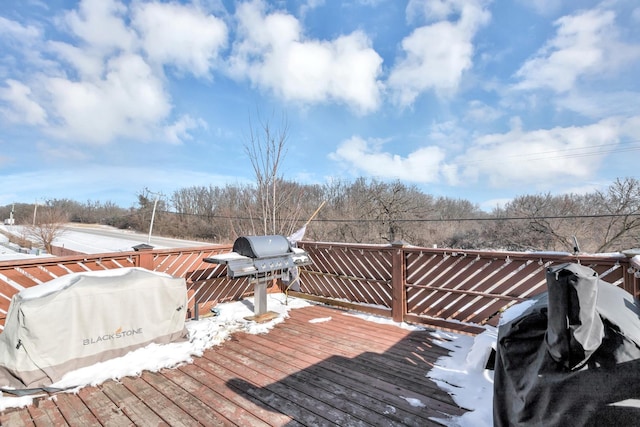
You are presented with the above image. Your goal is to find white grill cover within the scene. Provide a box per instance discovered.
[0,267,187,391]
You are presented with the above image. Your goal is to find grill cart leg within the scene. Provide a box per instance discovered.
[244,277,279,323]
[255,281,267,315]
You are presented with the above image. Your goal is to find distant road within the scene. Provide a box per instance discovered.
[0,224,219,259]
[59,224,217,253]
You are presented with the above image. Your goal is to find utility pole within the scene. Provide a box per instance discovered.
[8,204,14,225]
[147,190,161,245]
[32,200,38,226]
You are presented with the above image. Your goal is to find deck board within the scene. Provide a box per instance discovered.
[28,398,67,427]
[75,386,131,426]
[0,303,466,426]
[99,380,168,426]
[161,365,271,427]
[53,392,100,426]
[119,375,198,427]
[184,358,301,426]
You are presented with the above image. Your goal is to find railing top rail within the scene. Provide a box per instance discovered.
[0,245,232,268]
[300,241,394,250]
[401,246,629,263]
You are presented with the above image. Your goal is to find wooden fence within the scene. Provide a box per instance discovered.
[0,242,638,334]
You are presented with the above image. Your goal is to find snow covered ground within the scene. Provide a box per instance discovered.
[0,231,44,261]
[0,292,497,426]
[0,223,212,258]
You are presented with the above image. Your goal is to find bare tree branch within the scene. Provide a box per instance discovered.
[23,201,68,254]
[243,110,304,236]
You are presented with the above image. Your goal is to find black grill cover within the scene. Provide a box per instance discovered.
[232,235,291,259]
[493,263,640,426]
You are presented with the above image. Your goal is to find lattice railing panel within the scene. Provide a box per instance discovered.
[299,243,393,307]
[299,243,634,331]
[404,248,629,327]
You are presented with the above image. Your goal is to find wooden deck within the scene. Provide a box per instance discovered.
[0,304,466,426]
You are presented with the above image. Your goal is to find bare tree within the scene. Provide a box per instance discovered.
[490,193,584,252]
[244,111,305,236]
[321,178,430,244]
[23,200,69,254]
[592,177,640,252]
[364,180,422,243]
[433,198,486,249]
[485,184,640,253]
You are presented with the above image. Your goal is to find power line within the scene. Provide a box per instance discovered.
[156,209,640,223]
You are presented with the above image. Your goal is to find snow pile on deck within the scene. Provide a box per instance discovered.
[427,328,496,426]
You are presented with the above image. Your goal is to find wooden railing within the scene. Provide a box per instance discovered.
[0,245,239,327]
[295,242,639,334]
[0,242,638,334]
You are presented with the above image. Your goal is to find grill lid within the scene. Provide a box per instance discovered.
[232,235,291,258]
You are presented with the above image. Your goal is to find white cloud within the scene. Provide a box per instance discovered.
[164,115,206,144]
[459,118,623,186]
[620,115,640,140]
[299,0,325,18]
[0,0,230,145]
[228,0,383,113]
[0,16,41,42]
[329,114,639,192]
[556,90,640,119]
[0,80,47,125]
[514,8,640,93]
[465,100,503,122]
[132,2,228,78]
[388,0,491,106]
[45,53,171,144]
[0,16,58,76]
[47,41,105,80]
[329,136,449,183]
[59,0,136,55]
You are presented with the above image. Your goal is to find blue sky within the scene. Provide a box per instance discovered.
[1,0,639,211]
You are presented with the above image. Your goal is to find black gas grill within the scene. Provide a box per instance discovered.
[203,235,312,320]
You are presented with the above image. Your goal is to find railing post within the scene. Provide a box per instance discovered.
[138,252,154,270]
[132,244,155,271]
[391,240,407,323]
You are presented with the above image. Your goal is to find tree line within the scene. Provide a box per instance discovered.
[2,176,639,254]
